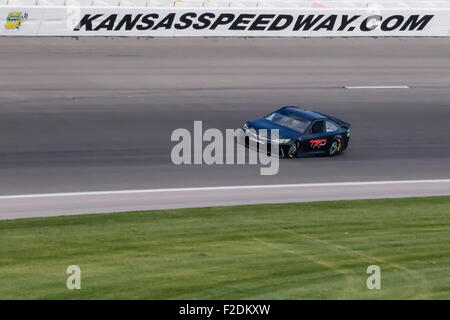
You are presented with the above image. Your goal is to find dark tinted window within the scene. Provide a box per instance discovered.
[311,121,325,134]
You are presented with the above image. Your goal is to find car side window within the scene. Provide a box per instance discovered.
[326,120,339,133]
[311,121,325,134]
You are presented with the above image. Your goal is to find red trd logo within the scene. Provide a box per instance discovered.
[310,138,327,148]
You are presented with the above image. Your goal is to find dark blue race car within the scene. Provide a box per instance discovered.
[241,106,351,158]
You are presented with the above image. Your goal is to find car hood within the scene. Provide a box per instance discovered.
[247,119,302,140]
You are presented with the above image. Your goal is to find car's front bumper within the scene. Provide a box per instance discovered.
[237,130,290,157]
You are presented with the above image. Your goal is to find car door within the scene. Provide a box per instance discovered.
[301,120,330,154]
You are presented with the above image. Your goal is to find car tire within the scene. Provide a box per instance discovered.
[328,138,342,157]
[287,141,300,158]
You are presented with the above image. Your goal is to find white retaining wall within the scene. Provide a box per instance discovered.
[1,3,450,36]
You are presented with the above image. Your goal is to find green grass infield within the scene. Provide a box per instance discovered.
[1,196,449,299]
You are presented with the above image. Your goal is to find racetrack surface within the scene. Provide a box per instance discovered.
[1,180,450,220]
[1,37,450,217]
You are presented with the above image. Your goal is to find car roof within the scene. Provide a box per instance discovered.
[279,106,326,121]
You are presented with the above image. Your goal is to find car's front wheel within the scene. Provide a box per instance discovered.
[328,138,342,156]
[287,141,300,158]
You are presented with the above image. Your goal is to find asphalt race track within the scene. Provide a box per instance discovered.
[1,37,450,218]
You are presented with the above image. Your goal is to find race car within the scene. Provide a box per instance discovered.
[241,106,350,158]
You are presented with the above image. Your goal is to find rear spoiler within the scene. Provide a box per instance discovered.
[314,111,350,129]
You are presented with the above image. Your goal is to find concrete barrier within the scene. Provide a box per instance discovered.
[1,2,450,36]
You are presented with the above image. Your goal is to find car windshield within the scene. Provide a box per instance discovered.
[265,112,310,133]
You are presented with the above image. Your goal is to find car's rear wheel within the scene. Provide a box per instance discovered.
[287,141,300,158]
[328,138,342,156]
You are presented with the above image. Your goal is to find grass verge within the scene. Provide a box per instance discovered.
[1,196,449,299]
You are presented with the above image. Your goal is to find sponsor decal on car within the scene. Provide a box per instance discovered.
[310,138,327,148]
[5,12,28,30]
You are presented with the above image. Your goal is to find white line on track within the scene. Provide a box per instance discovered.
[1,179,450,200]
[344,85,410,89]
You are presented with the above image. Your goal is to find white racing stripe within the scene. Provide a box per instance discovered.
[344,85,410,89]
[1,179,450,200]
